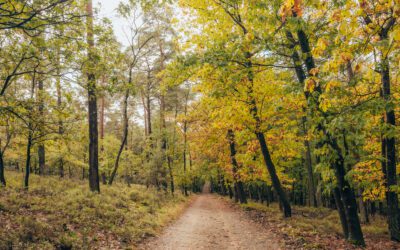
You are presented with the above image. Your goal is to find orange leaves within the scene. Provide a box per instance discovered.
[339,52,353,62]
[325,80,341,93]
[293,0,302,17]
[313,38,329,57]
[279,0,302,22]
[246,140,259,153]
[304,77,318,92]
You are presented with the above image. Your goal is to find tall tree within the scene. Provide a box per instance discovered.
[86,0,99,192]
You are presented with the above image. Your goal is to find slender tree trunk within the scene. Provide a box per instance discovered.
[227,129,247,204]
[99,78,105,181]
[56,50,64,178]
[86,0,100,192]
[159,91,168,190]
[100,76,105,144]
[182,125,188,196]
[109,88,130,185]
[287,31,318,208]
[167,104,178,195]
[256,131,291,217]
[334,187,349,238]
[182,90,190,196]
[141,90,149,137]
[167,157,175,194]
[37,78,45,175]
[329,136,364,245]
[24,132,32,189]
[243,49,291,217]
[359,189,369,224]
[146,82,152,137]
[302,116,317,207]
[293,28,364,245]
[381,52,400,241]
[233,183,239,202]
[0,151,6,186]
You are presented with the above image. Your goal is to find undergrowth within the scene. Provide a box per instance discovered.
[0,171,187,249]
[240,201,396,250]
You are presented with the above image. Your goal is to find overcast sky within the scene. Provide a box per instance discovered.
[93,0,128,46]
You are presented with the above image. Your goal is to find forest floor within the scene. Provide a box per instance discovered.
[239,201,400,250]
[141,194,281,250]
[0,171,188,249]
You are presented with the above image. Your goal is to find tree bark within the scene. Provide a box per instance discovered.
[182,121,188,196]
[302,116,317,207]
[328,136,364,245]
[86,0,100,192]
[37,78,45,175]
[227,129,247,204]
[24,132,32,189]
[334,187,349,238]
[287,31,317,208]
[100,76,105,144]
[256,131,291,217]
[293,27,364,245]
[182,89,190,196]
[56,58,64,178]
[167,104,178,195]
[109,88,129,185]
[381,51,399,242]
[242,47,291,217]
[359,189,369,224]
[0,151,6,186]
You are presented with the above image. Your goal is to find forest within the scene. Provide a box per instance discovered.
[0,0,399,249]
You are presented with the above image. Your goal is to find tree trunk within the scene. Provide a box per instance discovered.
[37,78,45,176]
[100,77,105,144]
[109,89,129,185]
[381,53,400,242]
[24,132,32,189]
[167,156,175,194]
[328,135,364,245]
[159,91,168,191]
[146,84,152,137]
[256,131,291,217]
[167,104,179,195]
[243,49,291,217]
[334,187,349,238]
[294,28,364,245]
[0,151,6,186]
[182,132,188,196]
[359,189,370,224]
[141,90,148,137]
[302,116,317,207]
[86,0,100,193]
[227,129,247,204]
[228,184,234,199]
[56,48,64,178]
[182,90,190,196]
[287,31,319,208]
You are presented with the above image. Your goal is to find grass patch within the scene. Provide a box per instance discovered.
[0,171,188,249]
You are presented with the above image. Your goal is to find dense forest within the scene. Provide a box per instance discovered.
[0,0,400,249]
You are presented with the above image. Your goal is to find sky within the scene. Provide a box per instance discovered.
[93,0,129,46]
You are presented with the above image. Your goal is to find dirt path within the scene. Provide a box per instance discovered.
[141,194,281,250]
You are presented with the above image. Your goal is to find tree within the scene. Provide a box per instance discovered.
[85,0,99,192]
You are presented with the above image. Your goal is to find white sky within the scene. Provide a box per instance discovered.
[93,0,129,46]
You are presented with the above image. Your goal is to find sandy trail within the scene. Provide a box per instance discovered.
[141,194,280,250]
